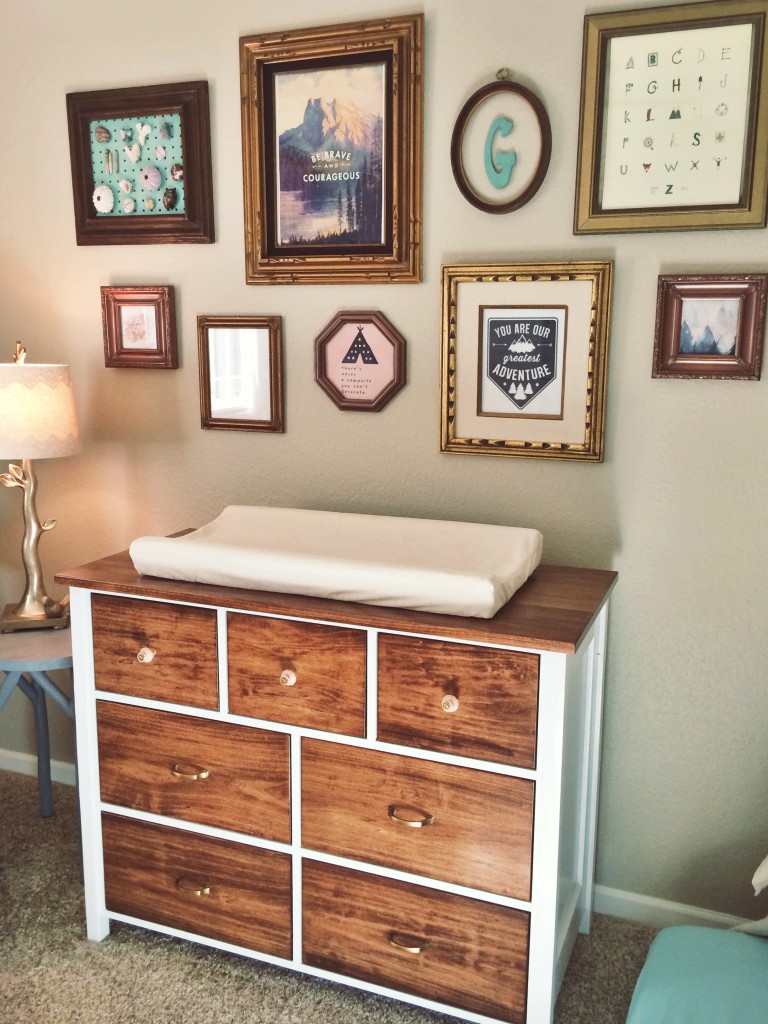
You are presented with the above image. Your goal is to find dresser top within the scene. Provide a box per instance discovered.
[57,550,616,654]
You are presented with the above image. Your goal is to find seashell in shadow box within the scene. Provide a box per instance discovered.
[94,125,110,143]
[124,143,140,164]
[170,163,183,181]
[92,184,114,213]
[162,187,177,210]
[140,166,162,191]
[122,197,135,213]
[159,122,172,139]
[118,179,132,193]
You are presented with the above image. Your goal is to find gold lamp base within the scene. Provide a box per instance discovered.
[0,603,70,634]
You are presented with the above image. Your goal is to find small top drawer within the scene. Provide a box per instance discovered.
[228,613,366,737]
[91,595,218,709]
[377,633,539,769]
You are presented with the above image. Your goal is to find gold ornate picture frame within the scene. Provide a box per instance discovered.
[440,262,613,461]
[239,15,423,284]
[574,0,768,234]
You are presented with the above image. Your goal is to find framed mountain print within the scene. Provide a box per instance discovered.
[239,15,423,284]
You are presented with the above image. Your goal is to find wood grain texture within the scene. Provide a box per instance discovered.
[302,860,529,1023]
[58,550,617,653]
[102,814,292,956]
[301,739,534,899]
[228,613,366,736]
[98,702,291,842]
[377,633,539,768]
[91,594,218,708]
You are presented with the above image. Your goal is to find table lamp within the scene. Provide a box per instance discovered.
[0,342,80,631]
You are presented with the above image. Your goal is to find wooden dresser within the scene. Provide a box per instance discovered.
[57,550,616,1024]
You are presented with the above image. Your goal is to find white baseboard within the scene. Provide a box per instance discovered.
[594,883,747,931]
[0,748,77,786]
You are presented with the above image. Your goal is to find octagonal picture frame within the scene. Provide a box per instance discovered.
[314,310,406,411]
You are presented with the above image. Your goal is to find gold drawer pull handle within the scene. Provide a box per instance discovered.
[387,931,430,955]
[174,876,211,897]
[387,804,434,828]
[441,694,459,713]
[170,762,210,781]
[279,669,297,687]
[136,646,156,664]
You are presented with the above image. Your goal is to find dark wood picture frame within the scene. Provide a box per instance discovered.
[67,81,215,245]
[101,286,177,369]
[315,310,406,411]
[239,15,423,284]
[440,261,613,461]
[197,315,284,432]
[451,75,552,213]
[652,273,767,379]
[574,0,768,234]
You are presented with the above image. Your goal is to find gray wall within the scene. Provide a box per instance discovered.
[1,0,766,920]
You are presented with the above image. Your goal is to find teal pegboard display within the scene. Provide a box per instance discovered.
[89,113,185,217]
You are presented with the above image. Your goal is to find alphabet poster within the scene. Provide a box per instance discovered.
[599,22,754,210]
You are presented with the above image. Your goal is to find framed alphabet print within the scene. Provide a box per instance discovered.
[652,272,767,378]
[441,262,613,461]
[451,72,552,213]
[67,81,215,245]
[101,286,177,368]
[197,315,284,432]
[314,310,406,410]
[239,15,423,284]
[574,0,768,233]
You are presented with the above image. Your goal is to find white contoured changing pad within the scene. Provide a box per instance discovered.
[128,505,543,618]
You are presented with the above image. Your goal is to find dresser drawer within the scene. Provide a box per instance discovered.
[377,633,539,769]
[303,860,528,1024]
[102,814,292,957]
[98,703,290,843]
[301,739,533,899]
[91,595,218,709]
[228,613,366,736]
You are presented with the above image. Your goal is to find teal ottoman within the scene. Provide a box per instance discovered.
[627,925,768,1024]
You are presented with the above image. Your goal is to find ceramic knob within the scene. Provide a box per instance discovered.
[279,669,297,687]
[441,694,459,713]
[136,646,156,664]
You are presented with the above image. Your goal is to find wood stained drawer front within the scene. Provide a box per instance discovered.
[98,703,290,843]
[303,860,529,1024]
[91,595,218,709]
[228,613,366,737]
[301,739,533,899]
[377,633,539,768]
[102,814,292,957]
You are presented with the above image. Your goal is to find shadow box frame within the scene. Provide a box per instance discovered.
[239,14,423,285]
[440,262,614,461]
[314,310,406,411]
[66,81,215,245]
[652,272,768,379]
[197,314,284,433]
[574,0,768,234]
[101,285,177,369]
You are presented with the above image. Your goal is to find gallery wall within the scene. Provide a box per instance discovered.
[1,0,767,921]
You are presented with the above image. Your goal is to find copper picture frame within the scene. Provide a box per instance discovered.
[101,285,177,369]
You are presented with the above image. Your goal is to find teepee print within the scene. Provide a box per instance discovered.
[342,327,379,364]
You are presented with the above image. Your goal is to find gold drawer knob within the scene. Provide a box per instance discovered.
[441,694,459,713]
[279,669,297,687]
[387,931,430,954]
[174,876,211,897]
[136,646,156,664]
[170,762,210,781]
[387,804,435,828]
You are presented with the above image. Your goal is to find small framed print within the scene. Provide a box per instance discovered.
[240,14,423,284]
[441,262,613,461]
[652,273,767,378]
[574,0,768,233]
[451,73,552,213]
[66,81,215,245]
[101,286,177,368]
[197,315,284,432]
[315,310,406,411]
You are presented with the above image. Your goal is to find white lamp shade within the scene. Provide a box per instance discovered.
[0,362,80,459]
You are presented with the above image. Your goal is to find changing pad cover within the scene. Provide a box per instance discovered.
[128,505,543,618]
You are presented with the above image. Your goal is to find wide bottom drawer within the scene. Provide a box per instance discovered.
[302,860,529,1024]
[102,814,292,958]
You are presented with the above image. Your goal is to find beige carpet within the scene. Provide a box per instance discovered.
[0,770,655,1024]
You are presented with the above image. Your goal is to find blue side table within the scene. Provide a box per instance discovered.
[0,627,74,817]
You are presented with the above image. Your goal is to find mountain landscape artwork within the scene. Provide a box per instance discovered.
[274,62,386,247]
[679,297,740,356]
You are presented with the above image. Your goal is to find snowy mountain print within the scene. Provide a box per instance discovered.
[679,298,739,355]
